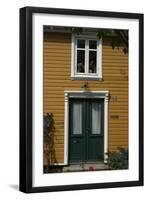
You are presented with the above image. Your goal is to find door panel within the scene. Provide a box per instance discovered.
[87,99,104,161]
[70,137,85,162]
[69,99,104,163]
[72,102,82,135]
[69,100,86,162]
[87,137,103,160]
[91,102,102,134]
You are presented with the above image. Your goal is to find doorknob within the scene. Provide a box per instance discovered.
[73,140,79,143]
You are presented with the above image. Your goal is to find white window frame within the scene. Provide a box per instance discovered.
[71,34,102,79]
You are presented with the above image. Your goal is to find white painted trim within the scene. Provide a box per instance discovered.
[64,90,108,94]
[71,34,75,78]
[49,163,67,166]
[64,93,69,165]
[74,34,99,39]
[97,39,102,78]
[104,93,109,163]
[64,90,109,165]
[85,39,88,74]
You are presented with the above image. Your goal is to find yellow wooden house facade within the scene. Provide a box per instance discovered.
[43,27,128,167]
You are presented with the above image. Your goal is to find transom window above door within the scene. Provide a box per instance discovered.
[71,35,102,79]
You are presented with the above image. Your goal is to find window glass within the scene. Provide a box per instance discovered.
[89,40,97,49]
[92,103,101,134]
[72,103,82,134]
[89,51,97,73]
[77,39,85,48]
[77,50,85,73]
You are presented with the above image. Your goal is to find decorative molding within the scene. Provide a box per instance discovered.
[63,90,109,165]
[104,92,109,163]
[64,92,69,165]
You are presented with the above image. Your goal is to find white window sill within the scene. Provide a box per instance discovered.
[71,76,103,81]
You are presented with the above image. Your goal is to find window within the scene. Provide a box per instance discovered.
[71,35,102,79]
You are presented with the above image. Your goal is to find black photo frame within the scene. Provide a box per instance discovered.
[19,6,144,193]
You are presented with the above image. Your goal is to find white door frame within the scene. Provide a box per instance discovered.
[64,90,109,165]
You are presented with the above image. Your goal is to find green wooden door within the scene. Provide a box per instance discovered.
[69,99,104,163]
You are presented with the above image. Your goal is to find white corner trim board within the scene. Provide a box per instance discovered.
[64,90,109,165]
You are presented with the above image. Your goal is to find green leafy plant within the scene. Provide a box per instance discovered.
[96,29,128,54]
[66,27,128,54]
[107,147,128,170]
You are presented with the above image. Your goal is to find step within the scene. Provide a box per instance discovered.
[63,162,109,172]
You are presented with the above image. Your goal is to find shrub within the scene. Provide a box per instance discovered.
[107,147,128,170]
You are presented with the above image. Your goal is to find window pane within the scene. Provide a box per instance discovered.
[72,103,82,134]
[77,50,85,73]
[89,51,96,73]
[92,103,101,134]
[77,39,85,48]
[89,40,97,49]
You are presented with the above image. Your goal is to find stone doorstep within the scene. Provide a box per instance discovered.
[63,163,109,172]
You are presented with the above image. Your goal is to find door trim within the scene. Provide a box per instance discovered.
[64,90,109,165]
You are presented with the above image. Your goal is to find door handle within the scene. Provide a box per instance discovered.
[73,140,79,143]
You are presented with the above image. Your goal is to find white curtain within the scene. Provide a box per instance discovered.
[73,103,82,134]
[92,103,101,134]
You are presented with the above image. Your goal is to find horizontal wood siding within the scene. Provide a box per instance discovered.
[43,32,128,164]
